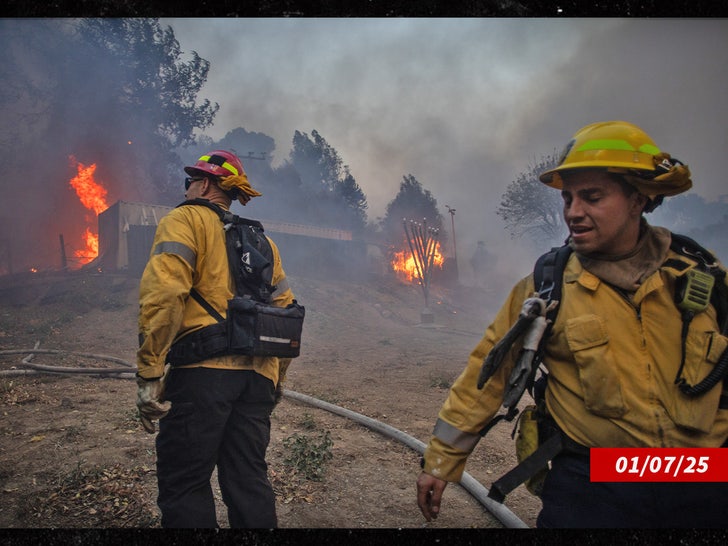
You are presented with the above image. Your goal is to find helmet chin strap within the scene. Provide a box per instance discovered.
[642,195,664,214]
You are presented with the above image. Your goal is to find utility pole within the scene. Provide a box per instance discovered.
[445,205,459,283]
[230,149,268,161]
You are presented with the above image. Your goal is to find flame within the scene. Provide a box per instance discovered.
[77,227,99,260]
[69,156,109,265]
[391,242,444,283]
[69,158,108,215]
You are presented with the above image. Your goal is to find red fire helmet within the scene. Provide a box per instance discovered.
[184,150,244,179]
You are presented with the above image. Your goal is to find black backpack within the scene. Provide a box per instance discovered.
[181,198,275,305]
[485,232,728,502]
[166,199,305,364]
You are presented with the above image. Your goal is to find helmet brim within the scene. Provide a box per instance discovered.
[184,166,211,178]
[540,163,654,188]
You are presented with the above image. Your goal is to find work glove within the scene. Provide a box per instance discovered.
[136,364,171,434]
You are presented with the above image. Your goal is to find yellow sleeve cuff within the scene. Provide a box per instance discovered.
[423,436,469,482]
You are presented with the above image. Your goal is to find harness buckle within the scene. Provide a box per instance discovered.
[537,281,555,301]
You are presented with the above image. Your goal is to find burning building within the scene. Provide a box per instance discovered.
[96,201,369,280]
[1,153,392,282]
[97,201,175,276]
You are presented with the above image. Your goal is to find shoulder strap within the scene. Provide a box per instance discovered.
[534,244,573,332]
[189,288,225,322]
[478,244,573,439]
[531,234,727,334]
[669,232,719,267]
[176,198,265,230]
[526,244,573,405]
[531,234,726,332]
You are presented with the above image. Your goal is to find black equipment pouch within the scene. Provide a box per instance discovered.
[166,199,306,364]
[228,297,305,358]
[166,322,228,366]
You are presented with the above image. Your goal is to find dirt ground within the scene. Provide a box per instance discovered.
[0,267,542,529]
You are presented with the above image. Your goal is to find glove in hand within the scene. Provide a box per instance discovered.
[136,364,171,433]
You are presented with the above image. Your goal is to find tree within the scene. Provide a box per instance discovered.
[70,19,219,203]
[332,168,368,230]
[74,19,218,149]
[179,127,369,232]
[380,174,445,249]
[290,129,344,192]
[496,153,567,248]
[0,20,60,149]
[3,19,218,203]
[287,130,368,232]
[0,19,219,270]
[650,193,728,234]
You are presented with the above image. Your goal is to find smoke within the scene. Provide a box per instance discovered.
[0,20,186,273]
[3,18,727,283]
[158,18,728,283]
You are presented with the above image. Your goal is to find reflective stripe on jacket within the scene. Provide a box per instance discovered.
[136,202,294,383]
[423,250,728,482]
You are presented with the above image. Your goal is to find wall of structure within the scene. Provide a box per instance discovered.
[96,201,376,279]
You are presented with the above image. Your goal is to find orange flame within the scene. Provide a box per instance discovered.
[79,227,99,257]
[391,242,444,283]
[69,156,109,265]
[69,158,108,215]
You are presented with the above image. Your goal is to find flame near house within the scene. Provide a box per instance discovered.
[68,156,109,265]
[391,242,444,283]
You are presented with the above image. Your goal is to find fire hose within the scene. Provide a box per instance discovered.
[283,389,528,528]
[0,345,136,377]
[0,346,529,528]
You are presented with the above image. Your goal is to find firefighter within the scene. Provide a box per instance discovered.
[416,121,728,528]
[470,240,490,287]
[136,150,295,528]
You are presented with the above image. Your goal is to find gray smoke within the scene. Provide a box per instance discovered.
[3,18,727,282]
[160,18,728,282]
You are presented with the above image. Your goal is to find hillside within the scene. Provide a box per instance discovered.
[0,270,540,529]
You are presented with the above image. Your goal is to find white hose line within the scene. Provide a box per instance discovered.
[0,347,529,527]
[0,368,137,378]
[0,348,134,367]
[282,389,529,529]
[0,348,136,377]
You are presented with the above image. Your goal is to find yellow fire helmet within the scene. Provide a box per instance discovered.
[539,121,692,209]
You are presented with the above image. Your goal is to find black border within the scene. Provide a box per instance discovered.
[1,0,723,18]
[1,3,726,543]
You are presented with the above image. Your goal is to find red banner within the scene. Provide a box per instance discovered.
[590,448,728,482]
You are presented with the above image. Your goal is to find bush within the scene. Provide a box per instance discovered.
[282,431,333,481]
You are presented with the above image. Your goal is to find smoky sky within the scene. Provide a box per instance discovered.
[160,18,728,272]
[2,18,727,278]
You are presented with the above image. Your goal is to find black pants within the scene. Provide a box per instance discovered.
[537,452,728,528]
[156,367,277,528]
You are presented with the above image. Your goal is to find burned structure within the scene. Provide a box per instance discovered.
[98,201,174,276]
[96,200,370,279]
